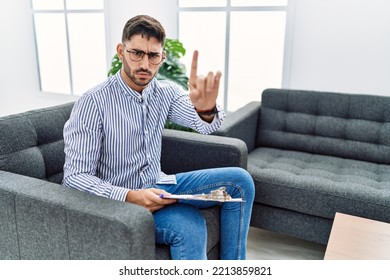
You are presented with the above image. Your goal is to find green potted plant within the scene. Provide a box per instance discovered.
[108,38,193,131]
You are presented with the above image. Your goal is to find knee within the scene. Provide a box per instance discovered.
[234,167,254,186]
[225,167,255,202]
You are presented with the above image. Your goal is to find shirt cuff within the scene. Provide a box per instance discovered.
[196,104,225,124]
[110,186,130,201]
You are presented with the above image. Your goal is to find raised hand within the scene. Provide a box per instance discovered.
[189,50,222,112]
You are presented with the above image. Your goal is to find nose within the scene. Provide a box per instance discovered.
[139,53,150,69]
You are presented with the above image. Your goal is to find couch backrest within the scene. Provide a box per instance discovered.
[0,103,74,184]
[257,89,390,164]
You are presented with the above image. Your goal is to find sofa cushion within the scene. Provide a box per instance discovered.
[257,89,390,164]
[249,147,390,223]
[0,103,73,183]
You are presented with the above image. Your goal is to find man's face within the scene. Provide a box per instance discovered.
[118,34,165,92]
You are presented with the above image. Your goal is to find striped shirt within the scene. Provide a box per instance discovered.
[62,72,224,201]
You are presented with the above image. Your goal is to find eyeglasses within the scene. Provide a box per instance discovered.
[124,48,163,65]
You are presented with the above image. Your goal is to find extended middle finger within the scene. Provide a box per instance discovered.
[196,75,206,96]
[206,72,215,94]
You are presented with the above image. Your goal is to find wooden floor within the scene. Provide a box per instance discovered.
[246,227,326,260]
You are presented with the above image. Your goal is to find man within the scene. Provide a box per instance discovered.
[63,15,254,260]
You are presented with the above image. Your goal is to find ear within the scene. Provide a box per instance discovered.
[161,50,167,63]
[116,43,124,62]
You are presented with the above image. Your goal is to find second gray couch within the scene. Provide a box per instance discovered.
[215,88,390,245]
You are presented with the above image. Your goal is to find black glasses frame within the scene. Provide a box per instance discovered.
[124,48,163,65]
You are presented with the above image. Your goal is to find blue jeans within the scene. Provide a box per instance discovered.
[153,167,255,260]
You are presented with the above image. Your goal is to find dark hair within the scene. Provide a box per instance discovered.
[122,15,166,44]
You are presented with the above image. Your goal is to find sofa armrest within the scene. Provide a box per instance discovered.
[213,101,261,152]
[0,170,155,260]
[161,129,248,174]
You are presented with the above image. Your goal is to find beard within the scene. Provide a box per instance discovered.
[122,58,156,88]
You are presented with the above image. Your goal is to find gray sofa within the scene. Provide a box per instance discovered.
[215,88,390,245]
[0,103,247,259]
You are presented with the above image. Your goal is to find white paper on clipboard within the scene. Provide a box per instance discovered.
[159,187,244,202]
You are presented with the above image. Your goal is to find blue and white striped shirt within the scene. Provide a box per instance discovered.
[62,72,224,201]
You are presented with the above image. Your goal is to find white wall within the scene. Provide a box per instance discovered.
[285,0,390,95]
